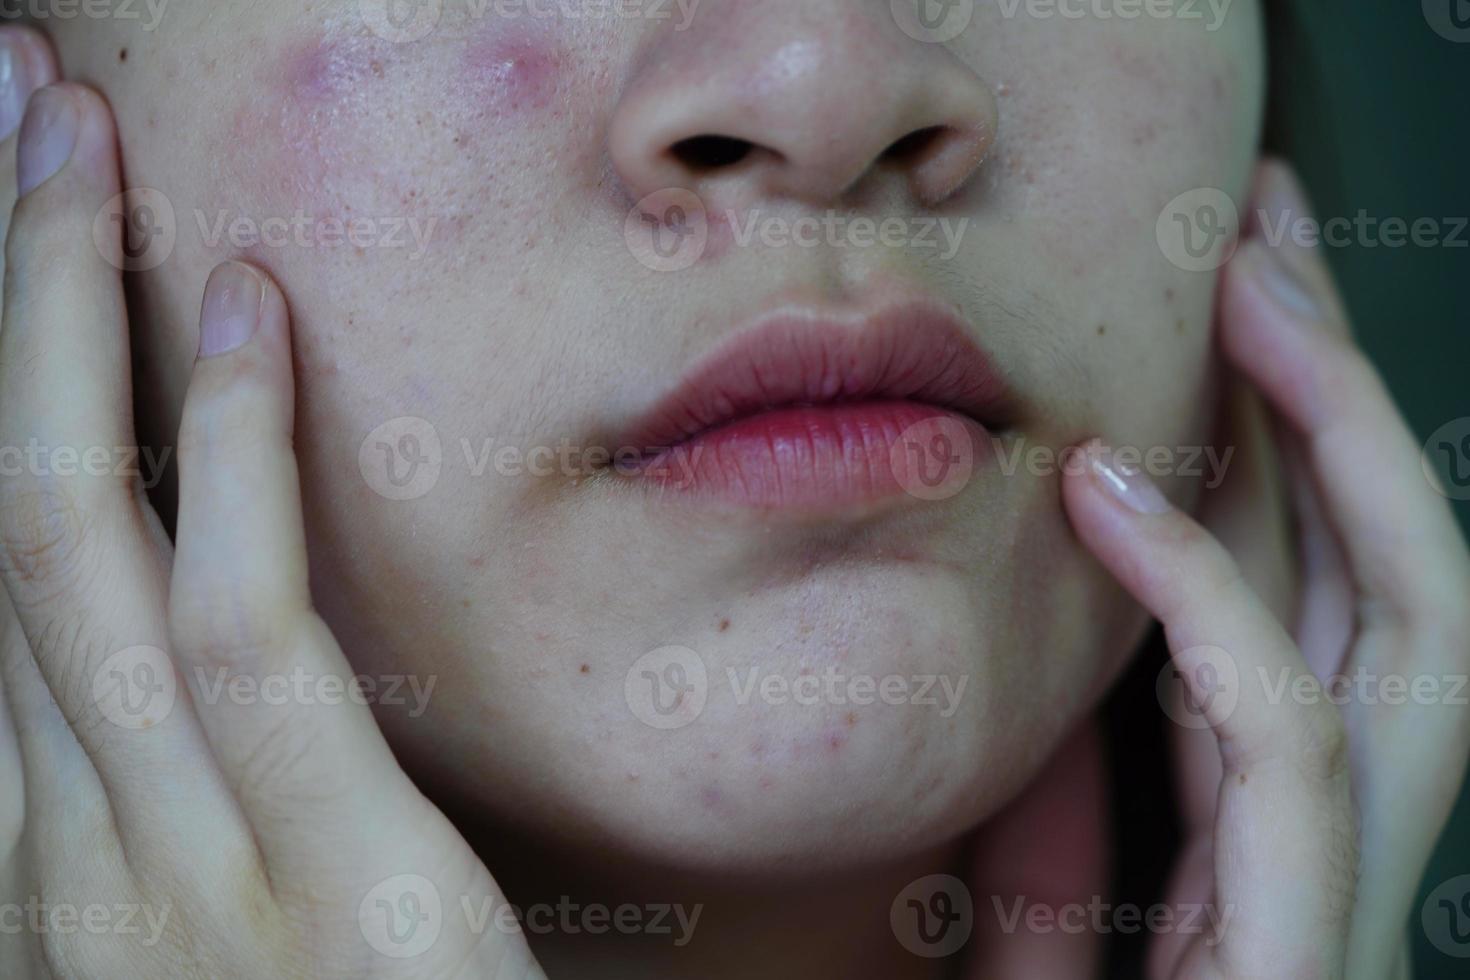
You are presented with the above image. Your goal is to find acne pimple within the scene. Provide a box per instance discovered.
[462,28,568,115]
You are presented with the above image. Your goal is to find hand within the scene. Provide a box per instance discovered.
[1062,161,1470,979]
[0,46,545,980]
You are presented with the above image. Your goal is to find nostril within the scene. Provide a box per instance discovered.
[668,135,757,173]
[881,126,947,164]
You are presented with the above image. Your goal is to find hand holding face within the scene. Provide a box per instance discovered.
[1059,162,1470,979]
[0,31,545,980]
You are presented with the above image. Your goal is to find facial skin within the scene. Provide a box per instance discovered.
[46,0,1262,961]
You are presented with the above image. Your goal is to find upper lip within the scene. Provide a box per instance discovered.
[618,300,1016,454]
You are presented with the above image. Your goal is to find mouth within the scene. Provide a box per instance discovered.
[615,300,1016,514]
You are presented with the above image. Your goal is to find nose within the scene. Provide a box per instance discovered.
[609,2,998,209]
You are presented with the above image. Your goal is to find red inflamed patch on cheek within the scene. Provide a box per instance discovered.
[459,23,570,117]
[207,21,587,264]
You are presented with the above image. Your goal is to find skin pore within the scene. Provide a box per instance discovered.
[40,1,1264,975]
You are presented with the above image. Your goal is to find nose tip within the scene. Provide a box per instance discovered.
[610,25,997,210]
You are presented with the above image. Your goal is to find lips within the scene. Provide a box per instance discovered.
[617,301,1013,512]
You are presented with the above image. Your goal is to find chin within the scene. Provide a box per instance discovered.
[372,553,1105,877]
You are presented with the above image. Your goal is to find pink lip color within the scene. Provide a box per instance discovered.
[620,303,1012,512]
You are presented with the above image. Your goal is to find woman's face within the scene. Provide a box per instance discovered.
[50,0,1262,872]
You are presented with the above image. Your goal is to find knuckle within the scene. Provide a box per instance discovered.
[0,483,98,605]
[1293,701,1351,785]
[170,582,300,672]
[231,710,325,817]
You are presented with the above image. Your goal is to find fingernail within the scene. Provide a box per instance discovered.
[1253,245,1322,319]
[199,262,264,358]
[17,85,78,196]
[1086,443,1172,515]
[0,36,40,140]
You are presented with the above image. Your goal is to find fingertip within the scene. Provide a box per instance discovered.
[16,82,117,198]
[198,260,292,357]
[0,26,60,140]
[1065,438,1175,519]
[199,261,266,359]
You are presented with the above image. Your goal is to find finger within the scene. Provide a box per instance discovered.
[0,83,229,859]
[171,262,439,874]
[1063,439,1357,979]
[0,27,60,841]
[1273,417,1354,679]
[0,27,58,261]
[1222,160,1470,637]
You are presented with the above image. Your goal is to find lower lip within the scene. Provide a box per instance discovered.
[634,402,988,511]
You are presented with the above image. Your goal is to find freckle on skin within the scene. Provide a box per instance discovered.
[579,664,590,674]
[719,618,731,632]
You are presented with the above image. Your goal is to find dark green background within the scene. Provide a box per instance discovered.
[1267,1,1468,975]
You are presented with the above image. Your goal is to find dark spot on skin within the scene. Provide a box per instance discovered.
[1238,773,1247,785]
[1096,324,1107,337]
[579,664,590,674]
[844,712,858,727]
[118,48,128,62]
[719,618,731,632]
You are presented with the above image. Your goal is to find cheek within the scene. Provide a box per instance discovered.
[212,21,597,258]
